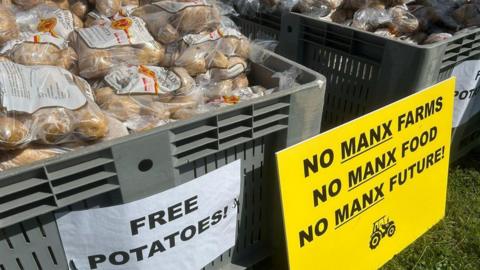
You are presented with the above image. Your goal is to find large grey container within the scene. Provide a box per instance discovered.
[276,12,480,161]
[0,51,326,270]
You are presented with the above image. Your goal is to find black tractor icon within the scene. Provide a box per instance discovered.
[369,216,396,249]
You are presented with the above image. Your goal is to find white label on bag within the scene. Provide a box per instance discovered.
[226,63,246,78]
[105,65,182,94]
[0,9,74,53]
[56,160,241,270]
[212,63,246,80]
[153,0,210,13]
[0,62,87,113]
[47,9,75,38]
[183,28,244,45]
[450,60,480,127]
[78,16,154,49]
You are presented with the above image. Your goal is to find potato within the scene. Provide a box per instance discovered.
[133,2,221,42]
[141,102,170,121]
[341,0,369,10]
[137,42,165,66]
[33,108,74,144]
[96,0,121,17]
[0,146,63,171]
[389,6,419,35]
[13,0,43,9]
[94,87,172,132]
[232,74,249,90]
[174,44,208,76]
[205,79,233,100]
[9,43,76,69]
[78,48,112,78]
[121,0,137,6]
[331,8,355,23]
[73,13,84,28]
[172,5,220,34]
[218,35,251,58]
[351,7,391,32]
[208,51,229,69]
[156,23,179,44]
[95,87,142,121]
[46,0,69,9]
[452,4,480,27]
[0,5,19,44]
[70,0,88,19]
[73,102,109,140]
[0,116,29,149]
[292,0,341,16]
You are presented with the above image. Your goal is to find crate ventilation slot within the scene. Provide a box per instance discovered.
[301,22,384,62]
[0,150,119,229]
[171,98,290,167]
[441,33,480,69]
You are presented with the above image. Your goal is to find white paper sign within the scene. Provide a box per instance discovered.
[450,60,480,127]
[56,160,241,270]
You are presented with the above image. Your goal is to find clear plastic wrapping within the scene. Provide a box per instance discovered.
[162,27,250,77]
[0,146,67,171]
[132,0,221,44]
[1,5,78,69]
[95,0,121,16]
[0,4,19,44]
[292,0,342,18]
[389,5,419,34]
[71,15,165,78]
[351,6,392,32]
[95,65,202,131]
[70,0,88,20]
[13,0,44,9]
[46,0,69,9]
[0,61,108,150]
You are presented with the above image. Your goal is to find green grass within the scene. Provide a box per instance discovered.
[381,155,480,270]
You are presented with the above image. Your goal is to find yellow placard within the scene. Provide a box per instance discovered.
[276,78,455,270]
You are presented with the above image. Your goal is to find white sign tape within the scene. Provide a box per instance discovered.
[56,160,241,270]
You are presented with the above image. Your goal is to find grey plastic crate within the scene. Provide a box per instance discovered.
[232,13,282,41]
[276,12,480,161]
[0,50,325,270]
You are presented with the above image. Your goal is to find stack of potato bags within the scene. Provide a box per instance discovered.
[229,0,480,45]
[0,0,274,171]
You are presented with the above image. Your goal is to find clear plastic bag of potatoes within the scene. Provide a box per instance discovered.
[292,0,342,18]
[71,14,165,79]
[95,64,201,131]
[0,61,109,150]
[163,27,250,77]
[132,0,221,44]
[351,6,392,32]
[225,0,295,16]
[1,5,78,69]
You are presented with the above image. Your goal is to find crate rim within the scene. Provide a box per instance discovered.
[0,50,326,179]
[292,12,480,50]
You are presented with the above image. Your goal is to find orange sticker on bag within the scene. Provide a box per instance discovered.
[138,65,159,94]
[37,18,58,37]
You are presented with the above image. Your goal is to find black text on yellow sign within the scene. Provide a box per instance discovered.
[276,78,455,270]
